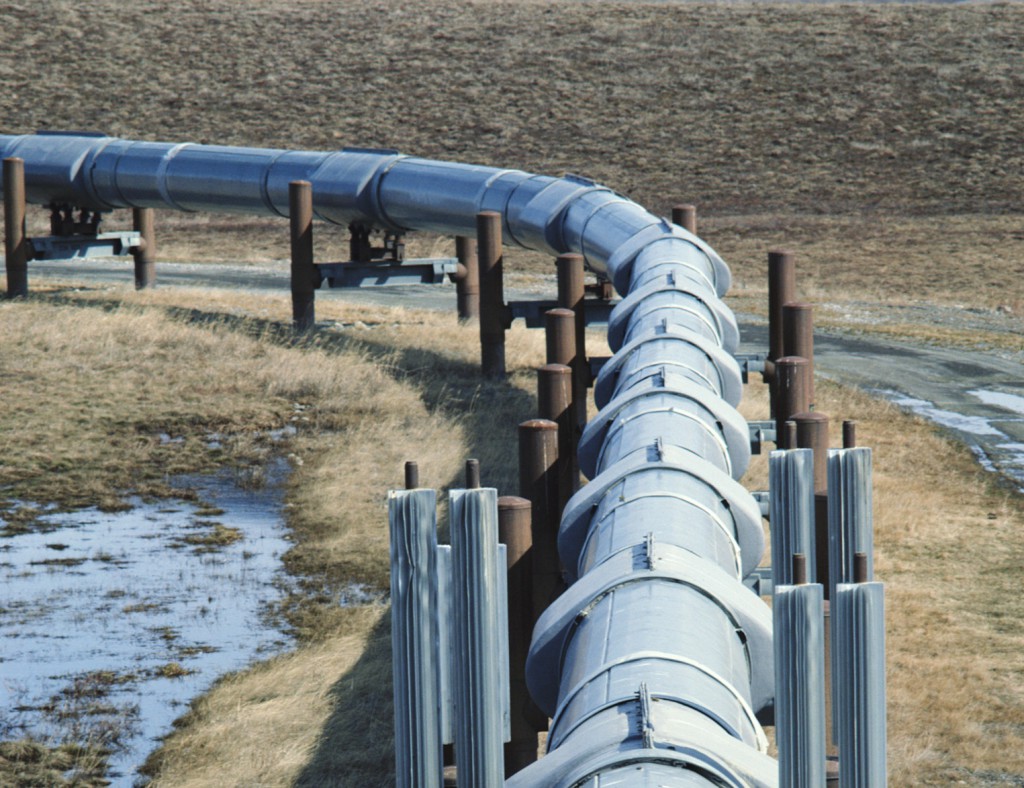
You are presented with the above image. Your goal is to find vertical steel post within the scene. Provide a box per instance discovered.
[834,579,887,787]
[774,575,826,787]
[3,157,28,298]
[843,420,857,449]
[827,447,874,605]
[545,307,576,370]
[477,211,506,379]
[455,236,480,322]
[405,461,420,490]
[388,487,444,788]
[538,363,576,506]
[775,356,811,448]
[671,203,697,236]
[289,180,316,332]
[465,458,481,490]
[766,250,796,411]
[794,411,831,593]
[769,448,817,587]
[518,419,561,627]
[132,207,156,290]
[556,253,588,431]
[498,495,539,775]
[783,302,815,407]
[450,487,508,787]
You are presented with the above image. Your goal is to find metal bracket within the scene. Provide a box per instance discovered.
[317,257,458,288]
[507,298,620,328]
[750,490,770,518]
[748,420,777,455]
[742,565,773,597]
[29,231,141,261]
[734,352,768,384]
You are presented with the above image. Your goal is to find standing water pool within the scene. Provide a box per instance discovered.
[0,465,294,785]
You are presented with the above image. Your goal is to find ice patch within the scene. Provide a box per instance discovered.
[968,389,1024,417]
[881,392,1007,437]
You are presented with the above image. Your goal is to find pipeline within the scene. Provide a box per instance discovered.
[0,131,775,785]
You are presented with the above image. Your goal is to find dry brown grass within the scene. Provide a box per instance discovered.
[743,376,1024,785]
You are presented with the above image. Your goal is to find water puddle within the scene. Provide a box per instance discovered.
[0,465,293,785]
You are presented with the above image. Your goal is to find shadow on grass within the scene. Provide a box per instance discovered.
[294,611,396,787]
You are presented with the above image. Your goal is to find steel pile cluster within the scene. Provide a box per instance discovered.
[0,132,775,785]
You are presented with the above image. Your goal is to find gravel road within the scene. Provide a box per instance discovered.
[25,258,1024,491]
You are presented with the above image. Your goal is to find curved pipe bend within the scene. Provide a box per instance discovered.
[0,131,774,786]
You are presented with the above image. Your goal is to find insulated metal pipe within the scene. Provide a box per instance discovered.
[1,130,773,786]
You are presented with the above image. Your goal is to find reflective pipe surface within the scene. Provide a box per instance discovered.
[0,130,774,786]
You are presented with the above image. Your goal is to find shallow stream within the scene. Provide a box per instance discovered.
[0,466,293,785]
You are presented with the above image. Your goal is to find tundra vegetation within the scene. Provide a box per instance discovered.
[1,0,1022,785]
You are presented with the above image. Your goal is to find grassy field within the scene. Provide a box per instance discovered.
[1,0,1023,785]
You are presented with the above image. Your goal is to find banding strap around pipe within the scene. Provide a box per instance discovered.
[548,650,767,753]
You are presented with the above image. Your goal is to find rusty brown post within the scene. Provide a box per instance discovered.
[556,253,588,430]
[671,204,697,236]
[289,180,316,332]
[843,420,857,449]
[403,461,419,490]
[783,302,815,407]
[498,495,540,774]
[518,419,561,628]
[775,356,811,448]
[766,250,796,412]
[784,420,798,450]
[545,307,576,367]
[538,363,576,506]
[792,553,808,586]
[477,211,507,379]
[455,235,480,322]
[132,207,156,290]
[3,157,28,298]
[465,458,481,489]
[853,551,869,584]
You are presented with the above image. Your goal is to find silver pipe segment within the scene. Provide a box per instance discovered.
[0,132,730,292]
[1,130,773,785]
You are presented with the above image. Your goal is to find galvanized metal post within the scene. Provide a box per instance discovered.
[671,203,697,236]
[455,236,480,322]
[794,411,831,594]
[518,419,561,627]
[827,447,874,605]
[498,495,539,775]
[783,302,815,407]
[557,253,588,431]
[132,207,156,290]
[538,363,577,504]
[774,575,826,787]
[770,448,817,587]
[450,487,509,787]
[3,157,28,298]
[477,211,506,379]
[289,180,316,332]
[834,579,887,787]
[775,356,811,448]
[388,487,444,788]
